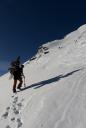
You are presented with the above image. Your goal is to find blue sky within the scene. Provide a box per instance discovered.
[0,0,86,75]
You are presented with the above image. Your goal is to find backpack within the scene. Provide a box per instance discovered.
[9,60,20,76]
[8,57,25,79]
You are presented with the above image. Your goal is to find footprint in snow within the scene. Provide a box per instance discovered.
[17,118,23,128]
[6,107,10,111]
[2,111,9,119]
[12,107,19,115]
[11,117,15,122]
[1,106,10,119]
[5,125,11,128]
[17,103,23,110]
[13,97,18,104]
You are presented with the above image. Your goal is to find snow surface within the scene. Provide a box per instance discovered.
[1,24,86,128]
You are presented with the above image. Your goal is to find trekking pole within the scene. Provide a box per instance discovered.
[23,75,26,87]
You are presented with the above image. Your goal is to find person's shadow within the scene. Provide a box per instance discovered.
[20,68,82,91]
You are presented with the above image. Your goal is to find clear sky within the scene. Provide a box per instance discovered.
[0,0,86,75]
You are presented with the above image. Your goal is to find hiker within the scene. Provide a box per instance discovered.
[13,64,25,93]
[9,57,25,93]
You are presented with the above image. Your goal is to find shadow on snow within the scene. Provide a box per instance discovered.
[21,68,83,91]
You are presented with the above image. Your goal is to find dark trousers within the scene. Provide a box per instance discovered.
[13,78,23,91]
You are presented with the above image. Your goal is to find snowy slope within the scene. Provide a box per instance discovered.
[1,24,86,128]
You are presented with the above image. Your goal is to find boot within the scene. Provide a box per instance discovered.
[17,84,22,90]
[13,88,16,93]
